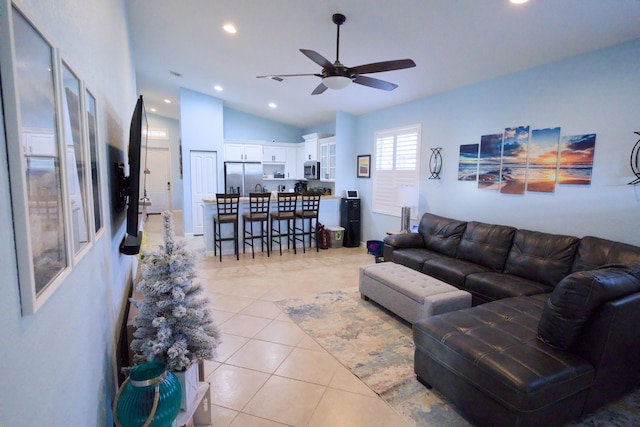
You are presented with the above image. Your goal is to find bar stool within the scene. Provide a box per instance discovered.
[270,192,298,256]
[242,192,271,258]
[295,192,321,253]
[213,193,240,262]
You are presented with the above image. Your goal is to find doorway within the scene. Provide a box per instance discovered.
[190,150,217,235]
[142,146,171,214]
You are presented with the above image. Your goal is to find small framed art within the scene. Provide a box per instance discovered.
[357,155,371,178]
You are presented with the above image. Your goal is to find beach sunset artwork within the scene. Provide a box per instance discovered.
[558,134,596,185]
[458,143,479,181]
[478,133,503,190]
[500,126,530,194]
[527,127,561,193]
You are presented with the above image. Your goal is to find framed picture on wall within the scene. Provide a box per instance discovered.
[357,155,371,178]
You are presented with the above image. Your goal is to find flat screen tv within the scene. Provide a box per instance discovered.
[119,95,147,255]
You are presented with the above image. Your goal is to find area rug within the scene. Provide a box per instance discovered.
[276,288,640,427]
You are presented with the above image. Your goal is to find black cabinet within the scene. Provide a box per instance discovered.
[340,199,361,247]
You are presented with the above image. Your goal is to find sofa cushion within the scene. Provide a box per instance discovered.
[537,263,640,350]
[504,229,579,287]
[457,221,516,271]
[418,213,467,257]
[413,296,594,413]
[572,236,640,273]
[422,257,491,289]
[464,272,553,304]
[390,248,447,272]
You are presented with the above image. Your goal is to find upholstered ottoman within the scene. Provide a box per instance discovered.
[359,263,471,323]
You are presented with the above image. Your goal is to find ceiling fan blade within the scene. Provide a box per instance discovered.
[300,49,334,70]
[257,73,322,79]
[351,59,416,75]
[353,75,398,91]
[311,82,328,95]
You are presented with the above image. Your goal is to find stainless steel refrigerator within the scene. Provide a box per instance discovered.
[224,162,263,197]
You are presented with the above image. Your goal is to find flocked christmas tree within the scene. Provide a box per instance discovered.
[131,211,221,371]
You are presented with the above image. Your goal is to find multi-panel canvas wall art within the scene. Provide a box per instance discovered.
[527,127,561,193]
[478,133,503,190]
[500,126,530,194]
[558,134,596,185]
[458,127,596,195]
[458,144,479,181]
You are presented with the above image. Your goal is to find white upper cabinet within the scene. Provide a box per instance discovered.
[263,145,287,163]
[302,133,330,162]
[224,142,263,162]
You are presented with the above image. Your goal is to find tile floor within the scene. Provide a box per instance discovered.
[143,213,409,427]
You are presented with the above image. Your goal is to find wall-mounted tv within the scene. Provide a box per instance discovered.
[119,95,147,255]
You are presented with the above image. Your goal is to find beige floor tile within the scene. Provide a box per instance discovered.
[228,413,291,427]
[297,335,325,351]
[211,308,235,325]
[208,365,270,411]
[240,300,283,319]
[210,404,239,427]
[213,333,249,363]
[226,339,294,373]
[220,313,272,338]
[201,359,222,379]
[328,365,377,397]
[275,347,341,386]
[253,319,306,346]
[243,375,326,426]
[208,294,256,313]
[307,387,409,427]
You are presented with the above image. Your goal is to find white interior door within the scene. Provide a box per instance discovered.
[142,146,171,214]
[190,150,217,235]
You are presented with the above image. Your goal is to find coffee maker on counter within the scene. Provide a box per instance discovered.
[294,181,308,194]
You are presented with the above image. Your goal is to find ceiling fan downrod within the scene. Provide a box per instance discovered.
[333,13,346,65]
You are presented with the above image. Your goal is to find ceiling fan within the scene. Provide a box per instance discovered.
[257,13,416,95]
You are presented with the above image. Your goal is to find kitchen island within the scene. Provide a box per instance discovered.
[201,195,342,256]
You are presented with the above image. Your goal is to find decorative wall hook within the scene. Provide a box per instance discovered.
[629,131,640,185]
[429,147,443,179]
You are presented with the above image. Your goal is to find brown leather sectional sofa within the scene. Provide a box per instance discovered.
[383,213,640,427]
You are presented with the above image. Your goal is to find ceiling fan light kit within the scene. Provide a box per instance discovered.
[323,75,351,90]
[257,13,416,95]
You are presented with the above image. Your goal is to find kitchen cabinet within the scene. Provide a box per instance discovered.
[263,145,287,163]
[284,146,298,179]
[296,144,304,180]
[302,132,330,162]
[319,136,336,181]
[224,143,262,162]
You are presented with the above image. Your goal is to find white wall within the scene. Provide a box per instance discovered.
[356,39,640,247]
[0,0,137,425]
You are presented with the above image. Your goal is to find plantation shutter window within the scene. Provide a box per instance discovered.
[372,124,421,217]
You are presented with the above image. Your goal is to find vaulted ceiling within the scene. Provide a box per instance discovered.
[126,0,640,128]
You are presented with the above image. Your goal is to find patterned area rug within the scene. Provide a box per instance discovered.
[276,288,640,427]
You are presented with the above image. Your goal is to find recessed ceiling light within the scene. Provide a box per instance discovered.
[214,85,223,92]
[163,99,172,104]
[268,102,277,109]
[223,23,237,34]
[510,0,528,4]
[150,107,157,112]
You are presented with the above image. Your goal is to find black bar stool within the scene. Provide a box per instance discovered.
[269,192,298,256]
[213,193,240,262]
[295,192,321,253]
[242,193,271,258]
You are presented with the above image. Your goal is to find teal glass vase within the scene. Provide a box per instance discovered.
[114,360,182,427]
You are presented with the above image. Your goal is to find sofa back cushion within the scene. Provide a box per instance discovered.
[537,263,640,350]
[418,213,467,257]
[572,236,640,273]
[504,230,578,287]
[457,221,516,271]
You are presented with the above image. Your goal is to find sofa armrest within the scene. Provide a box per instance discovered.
[383,233,426,263]
[384,232,426,249]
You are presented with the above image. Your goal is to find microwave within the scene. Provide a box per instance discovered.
[304,161,320,180]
